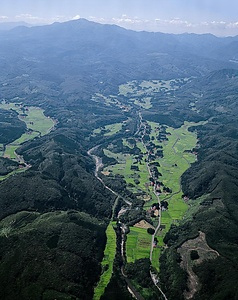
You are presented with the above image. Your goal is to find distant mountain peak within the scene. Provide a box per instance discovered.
[0,21,33,31]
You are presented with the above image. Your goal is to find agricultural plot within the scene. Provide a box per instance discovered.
[4,145,18,160]
[126,227,151,263]
[104,123,123,136]
[13,131,39,145]
[122,138,133,149]
[101,105,200,271]
[21,107,54,136]
[134,97,152,109]
[0,167,26,182]
[119,79,189,110]
[152,236,164,270]
[93,221,117,300]
[119,80,173,97]
[103,148,154,197]
[0,102,55,180]
[93,122,123,137]
[147,121,199,269]
[0,103,54,136]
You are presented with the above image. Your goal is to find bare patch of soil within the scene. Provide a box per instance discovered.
[134,220,155,230]
[101,171,110,176]
[178,231,219,299]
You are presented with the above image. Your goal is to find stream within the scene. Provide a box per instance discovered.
[87,145,143,300]
[88,112,168,300]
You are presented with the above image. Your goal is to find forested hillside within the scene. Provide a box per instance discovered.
[0,19,238,299]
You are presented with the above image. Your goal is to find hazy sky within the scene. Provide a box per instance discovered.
[1,0,238,36]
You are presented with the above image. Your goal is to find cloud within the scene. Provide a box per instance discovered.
[0,16,8,20]
[7,12,238,36]
[13,13,71,24]
[227,22,238,28]
[87,15,238,36]
[72,15,80,20]
[15,14,43,21]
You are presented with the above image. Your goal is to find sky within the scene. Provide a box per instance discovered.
[1,0,238,36]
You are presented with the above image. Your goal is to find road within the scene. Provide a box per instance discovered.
[88,114,168,300]
[87,146,132,207]
[88,145,142,300]
[138,112,168,300]
[138,112,161,260]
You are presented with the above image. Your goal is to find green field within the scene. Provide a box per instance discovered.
[134,97,152,109]
[22,107,54,135]
[148,121,199,270]
[101,117,200,271]
[0,168,27,182]
[0,102,55,179]
[122,138,133,149]
[126,227,151,263]
[4,145,18,160]
[104,148,154,198]
[93,122,123,137]
[103,120,200,271]
[13,131,39,145]
[93,221,117,300]
[104,123,123,136]
[119,79,187,98]
[0,103,55,137]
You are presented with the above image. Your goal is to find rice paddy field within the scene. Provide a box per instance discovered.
[126,227,151,263]
[148,121,200,270]
[103,148,155,198]
[102,119,200,270]
[93,122,123,137]
[22,107,54,136]
[0,102,55,179]
[0,103,55,137]
[93,221,117,300]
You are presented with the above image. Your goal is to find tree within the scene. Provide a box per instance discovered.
[190,250,199,260]
[147,228,155,235]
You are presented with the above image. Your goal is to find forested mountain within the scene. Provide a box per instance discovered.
[0,19,238,299]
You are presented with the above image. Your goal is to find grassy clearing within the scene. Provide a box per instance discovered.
[119,81,137,96]
[0,168,27,182]
[122,138,133,149]
[0,102,55,181]
[126,227,151,263]
[0,102,55,137]
[21,108,54,136]
[149,121,197,197]
[93,122,123,137]
[118,80,180,110]
[4,145,18,160]
[104,148,154,198]
[152,237,163,270]
[134,97,152,109]
[119,79,187,98]
[104,123,123,136]
[13,131,39,144]
[93,221,117,300]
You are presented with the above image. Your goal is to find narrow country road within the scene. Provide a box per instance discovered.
[87,146,132,206]
[138,112,168,300]
[88,112,169,300]
[87,145,143,300]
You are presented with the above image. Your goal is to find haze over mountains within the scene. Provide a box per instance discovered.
[0,18,238,300]
[0,21,33,31]
[0,18,238,107]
